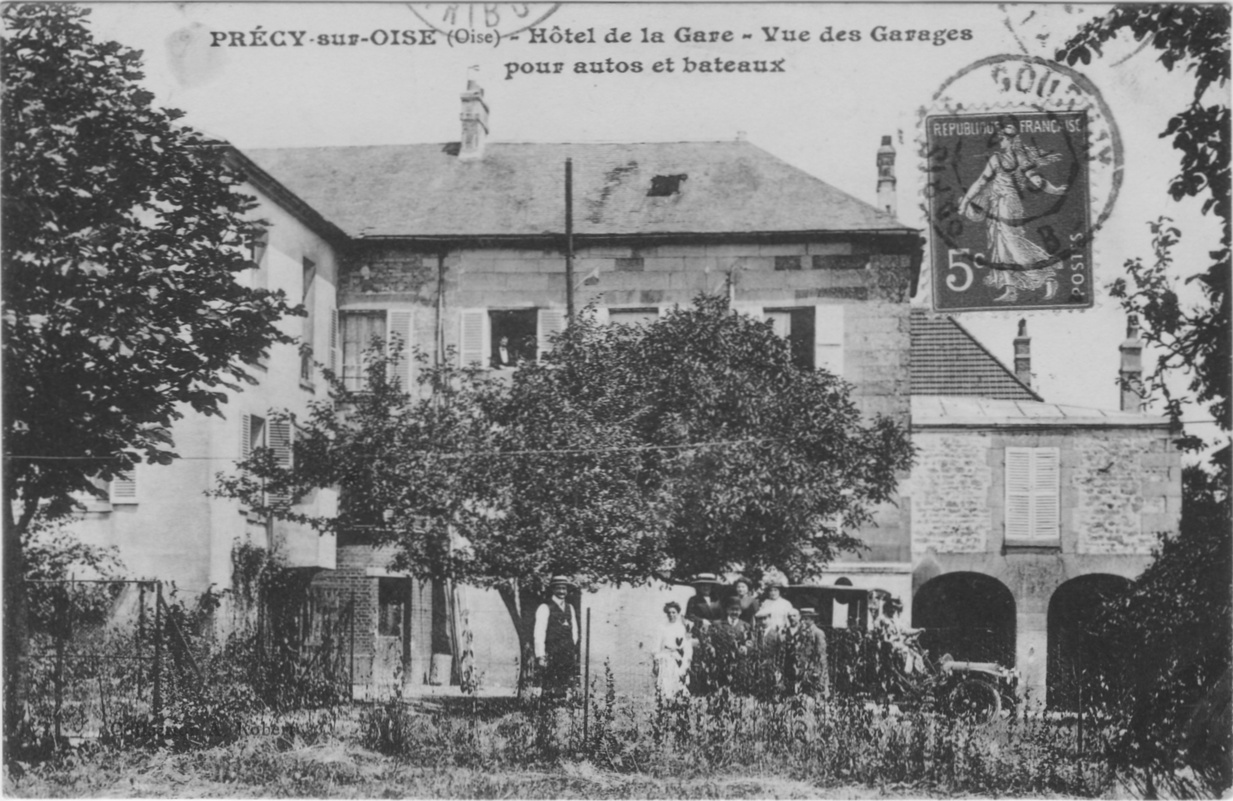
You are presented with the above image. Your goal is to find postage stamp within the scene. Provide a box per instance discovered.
[926,110,1092,311]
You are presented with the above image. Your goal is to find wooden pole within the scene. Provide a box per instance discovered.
[565,158,575,325]
[152,582,163,718]
[583,607,591,744]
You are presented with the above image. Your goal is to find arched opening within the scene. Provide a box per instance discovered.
[1047,574,1132,711]
[912,572,1016,666]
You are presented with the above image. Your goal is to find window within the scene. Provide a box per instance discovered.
[341,312,386,392]
[378,578,407,638]
[752,305,845,375]
[1005,447,1060,542]
[607,307,659,327]
[300,258,317,384]
[109,470,138,504]
[241,414,294,509]
[765,307,815,370]
[458,308,566,369]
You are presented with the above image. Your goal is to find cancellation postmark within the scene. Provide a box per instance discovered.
[922,55,1123,313]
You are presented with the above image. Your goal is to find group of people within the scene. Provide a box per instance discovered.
[654,574,829,700]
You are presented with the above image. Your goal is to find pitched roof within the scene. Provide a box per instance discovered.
[910,309,1041,401]
[912,395,1172,429]
[244,141,912,239]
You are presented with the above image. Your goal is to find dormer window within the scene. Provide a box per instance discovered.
[648,174,687,197]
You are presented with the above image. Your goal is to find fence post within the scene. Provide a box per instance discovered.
[1077,672,1085,756]
[583,607,591,746]
[349,590,356,704]
[137,582,146,699]
[53,583,66,743]
[153,582,163,719]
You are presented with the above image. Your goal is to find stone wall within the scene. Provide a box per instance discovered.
[910,431,993,555]
[1072,432,1181,554]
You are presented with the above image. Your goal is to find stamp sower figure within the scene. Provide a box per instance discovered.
[533,575,578,701]
[684,573,724,634]
[959,116,1069,302]
[654,601,692,700]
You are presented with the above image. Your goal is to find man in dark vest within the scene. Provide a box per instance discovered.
[533,575,578,702]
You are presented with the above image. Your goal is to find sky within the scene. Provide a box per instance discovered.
[77,2,1228,447]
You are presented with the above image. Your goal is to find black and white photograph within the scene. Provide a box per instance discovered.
[2,2,1229,797]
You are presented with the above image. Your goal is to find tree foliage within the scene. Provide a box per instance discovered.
[1092,467,1232,796]
[1058,5,1231,466]
[219,297,914,658]
[1,3,299,747]
[2,4,299,525]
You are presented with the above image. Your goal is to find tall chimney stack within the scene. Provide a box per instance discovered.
[876,135,897,216]
[459,79,488,161]
[1120,315,1144,412]
[1014,318,1032,388]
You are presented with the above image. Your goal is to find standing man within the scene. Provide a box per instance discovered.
[798,607,829,698]
[534,575,578,702]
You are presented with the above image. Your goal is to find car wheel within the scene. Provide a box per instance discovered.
[948,677,1001,724]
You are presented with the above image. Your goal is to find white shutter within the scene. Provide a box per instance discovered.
[330,309,341,376]
[1005,447,1059,541]
[241,414,253,461]
[815,305,845,377]
[592,307,610,326]
[537,307,567,361]
[109,470,138,504]
[459,309,488,367]
[1005,448,1032,540]
[1031,448,1060,540]
[267,420,293,508]
[387,309,415,391]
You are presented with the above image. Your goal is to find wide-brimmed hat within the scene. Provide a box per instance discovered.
[799,607,818,618]
[691,572,722,586]
[548,575,574,588]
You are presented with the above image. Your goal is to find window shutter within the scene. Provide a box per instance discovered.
[109,471,138,504]
[537,308,567,361]
[1006,447,1059,541]
[592,307,610,326]
[1005,448,1032,540]
[1031,448,1060,540]
[459,309,488,367]
[387,309,415,391]
[330,309,340,376]
[815,305,845,377]
[241,413,253,460]
[267,420,293,508]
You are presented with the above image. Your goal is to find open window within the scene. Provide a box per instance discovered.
[458,308,567,369]
[736,304,845,376]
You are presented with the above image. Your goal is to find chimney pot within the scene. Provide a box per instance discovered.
[1013,318,1032,389]
[1120,314,1144,413]
[876,134,897,217]
[459,80,489,161]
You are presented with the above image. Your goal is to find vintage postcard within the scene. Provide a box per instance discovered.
[5,2,1228,797]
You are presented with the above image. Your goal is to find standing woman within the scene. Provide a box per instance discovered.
[654,601,692,699]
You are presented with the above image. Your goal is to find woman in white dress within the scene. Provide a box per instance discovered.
[959,118,1069,303]
[654,601,692,699]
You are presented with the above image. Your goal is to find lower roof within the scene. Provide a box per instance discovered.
[912,395,1173,429]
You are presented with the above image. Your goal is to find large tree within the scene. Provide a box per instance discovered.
[1059,4,1230,466]
[1057,8,1231,796]
[220,296,914,681]
[2,4,298,745]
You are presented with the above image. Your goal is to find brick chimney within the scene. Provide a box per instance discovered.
[1120,314,1144,412]
[459,79,488,161]
[1014,318,1032,388]
[876,135,896,216]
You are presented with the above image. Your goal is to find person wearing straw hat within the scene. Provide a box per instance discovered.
[684,573,724,634]
[533,575,578,701]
